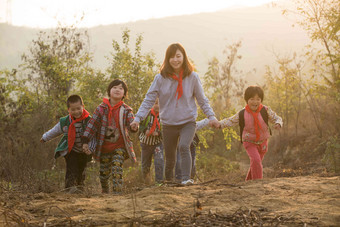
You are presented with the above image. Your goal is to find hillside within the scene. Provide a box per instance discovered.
[1,175,339,226]
[0,1,309,83]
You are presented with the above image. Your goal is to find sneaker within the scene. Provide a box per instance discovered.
[181,179,194,185]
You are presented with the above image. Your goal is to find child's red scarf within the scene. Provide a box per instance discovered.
[147,108,160,137]
[170,69,183,101]
[245,103,263,141]
[68,109,90,152]
[103,98,123,126]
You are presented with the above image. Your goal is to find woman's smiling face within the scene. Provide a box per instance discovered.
[169,49,183,73]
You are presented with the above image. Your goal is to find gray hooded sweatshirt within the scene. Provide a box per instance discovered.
[135,72,216,126]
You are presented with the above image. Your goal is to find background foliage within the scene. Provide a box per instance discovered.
[0,0,339,192]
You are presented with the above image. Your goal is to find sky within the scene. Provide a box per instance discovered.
[0,0,278,28]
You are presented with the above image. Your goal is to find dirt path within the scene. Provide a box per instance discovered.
[1,176,339,226]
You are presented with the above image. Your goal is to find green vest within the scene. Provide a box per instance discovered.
[139,112,161,134]
[54,115,90,158]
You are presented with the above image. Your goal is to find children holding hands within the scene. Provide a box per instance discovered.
[82,79,137,193]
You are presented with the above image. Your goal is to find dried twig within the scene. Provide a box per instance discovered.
[43,205,72,227]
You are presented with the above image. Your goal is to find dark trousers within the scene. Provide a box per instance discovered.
[140,142,164,182]
[64,150,88,189]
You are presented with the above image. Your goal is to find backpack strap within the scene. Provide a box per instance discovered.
[238,109,245,143]
[139,112,151,134]
[260,106,272,135]
[192,133,200,147]
[238,106,271,143]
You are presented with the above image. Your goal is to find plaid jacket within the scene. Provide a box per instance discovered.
[82,102,137,163]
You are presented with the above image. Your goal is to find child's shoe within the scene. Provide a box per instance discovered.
[181,179,194,185]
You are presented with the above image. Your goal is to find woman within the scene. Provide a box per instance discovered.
[130,43,219,185]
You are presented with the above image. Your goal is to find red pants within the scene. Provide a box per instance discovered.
[243,140,268,181]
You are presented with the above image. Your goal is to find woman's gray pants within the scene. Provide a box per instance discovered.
[162,121,196,181]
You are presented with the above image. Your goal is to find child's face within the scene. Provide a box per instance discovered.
[68,101,84,119]
[247,94,262,111]
[169,49,184,73]
[110,83,125,100]
[153,99,160,113]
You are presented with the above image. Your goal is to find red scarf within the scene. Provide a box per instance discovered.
[68,109,90,152]
[170,69,183,100]
[245,103,263,141]
[147,108,160,137]
[103,98,123,126]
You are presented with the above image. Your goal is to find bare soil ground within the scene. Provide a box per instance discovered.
[1,175,339,226]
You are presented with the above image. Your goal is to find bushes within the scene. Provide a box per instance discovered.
[322,135,340,174]
[196,151,240,181]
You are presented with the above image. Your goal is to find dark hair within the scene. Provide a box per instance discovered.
[67,94,84,108]
[160,43,194,78]
[107,79,128,100]
[244,85,264,102]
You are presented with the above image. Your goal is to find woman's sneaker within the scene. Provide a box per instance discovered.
[181,179,194,185]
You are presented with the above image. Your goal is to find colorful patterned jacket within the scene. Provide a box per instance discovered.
[82,102,137,163]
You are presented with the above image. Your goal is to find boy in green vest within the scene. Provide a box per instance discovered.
[40,95,94,193]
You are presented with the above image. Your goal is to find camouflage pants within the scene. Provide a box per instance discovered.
[99,148,127,193]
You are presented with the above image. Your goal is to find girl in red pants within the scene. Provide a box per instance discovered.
[220,85,282,180]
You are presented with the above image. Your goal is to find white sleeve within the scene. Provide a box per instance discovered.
[267,106,283,127]
[42,122,63,142]
[220,112,240,129]
[196,118,209,131]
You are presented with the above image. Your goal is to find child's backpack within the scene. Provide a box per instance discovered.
[139,113,151,134]
[238,106,271,143]
[192,133,200,147]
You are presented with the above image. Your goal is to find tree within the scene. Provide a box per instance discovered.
[284,0,340,135]
[106,28,159,112]
[286,0,340,95]
[20,25,93,118]
[203,41,246,150]
[204,41,246,114]
[264,53,310,137]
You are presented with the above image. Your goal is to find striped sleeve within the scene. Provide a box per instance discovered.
[196,118,209,131]
[42,122,63,142]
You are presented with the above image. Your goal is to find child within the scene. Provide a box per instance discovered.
[130,43,219,186]
[40,95,94,192]
[82,79,137,194]
[175,118,209,182]
[139,99,164,184]
[220,85,283,181]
